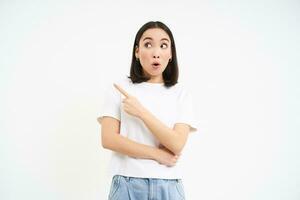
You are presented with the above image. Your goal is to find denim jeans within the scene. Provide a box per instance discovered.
[108,175,186,200]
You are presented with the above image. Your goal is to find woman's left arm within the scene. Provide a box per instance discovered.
[139,108,190,156]
[113,83,190,156]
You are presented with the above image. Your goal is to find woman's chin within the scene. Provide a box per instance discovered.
[144,70,161,76]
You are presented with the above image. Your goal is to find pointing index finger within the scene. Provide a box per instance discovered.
[113,83,130,98]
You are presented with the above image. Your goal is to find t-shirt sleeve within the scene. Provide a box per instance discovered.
[175,89,200,133]
[97,84,121,125]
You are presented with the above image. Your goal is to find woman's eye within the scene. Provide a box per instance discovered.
[144,42,152,48]
[161,43,168,49]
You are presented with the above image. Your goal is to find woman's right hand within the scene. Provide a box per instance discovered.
[154,145,181,167]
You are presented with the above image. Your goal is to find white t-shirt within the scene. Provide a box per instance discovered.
[97,76,199,179]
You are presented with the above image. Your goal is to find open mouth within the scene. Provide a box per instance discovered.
[152,62,161,67]
[152,63,160,69]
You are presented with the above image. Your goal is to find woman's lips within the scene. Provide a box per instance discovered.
[152,64,160,70]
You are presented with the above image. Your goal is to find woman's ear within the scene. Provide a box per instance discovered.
[135,45,139,58]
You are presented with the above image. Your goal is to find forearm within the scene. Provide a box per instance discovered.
[139,108,181,155]
[102,132,158,160]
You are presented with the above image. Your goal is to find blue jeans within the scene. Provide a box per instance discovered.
[108,175,186,200]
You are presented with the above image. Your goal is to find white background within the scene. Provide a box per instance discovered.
[1,0,299,199]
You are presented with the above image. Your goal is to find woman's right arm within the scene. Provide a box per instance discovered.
[99,116,179,167]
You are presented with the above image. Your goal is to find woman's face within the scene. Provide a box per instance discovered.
[135,28,172,81]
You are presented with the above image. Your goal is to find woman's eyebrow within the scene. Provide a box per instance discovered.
[161,38,170,43]
[143,37,170,42]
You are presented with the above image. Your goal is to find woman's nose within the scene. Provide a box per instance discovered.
[152,49,160,58]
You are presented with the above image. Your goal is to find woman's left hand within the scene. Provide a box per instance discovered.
[113,83,146,118]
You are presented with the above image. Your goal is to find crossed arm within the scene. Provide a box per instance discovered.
[99,116,158,159]
[98,83,191,166]
[139,108,190,155]
[113,83,190,156]
[99,116,180,167]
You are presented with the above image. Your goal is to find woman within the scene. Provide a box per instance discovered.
[97,21,199,200]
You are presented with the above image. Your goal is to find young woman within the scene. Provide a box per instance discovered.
[97,21,198,200]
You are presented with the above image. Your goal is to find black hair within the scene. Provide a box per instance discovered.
[127,21,179,88]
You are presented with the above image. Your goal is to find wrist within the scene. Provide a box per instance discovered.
[149,147,159,160]
[138,106,149,119]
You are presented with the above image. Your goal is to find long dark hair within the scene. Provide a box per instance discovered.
[127,21,179,88]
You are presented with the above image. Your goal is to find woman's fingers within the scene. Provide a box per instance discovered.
[113,83,130,98]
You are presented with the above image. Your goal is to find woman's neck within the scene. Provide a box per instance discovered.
[146,76,164,83]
